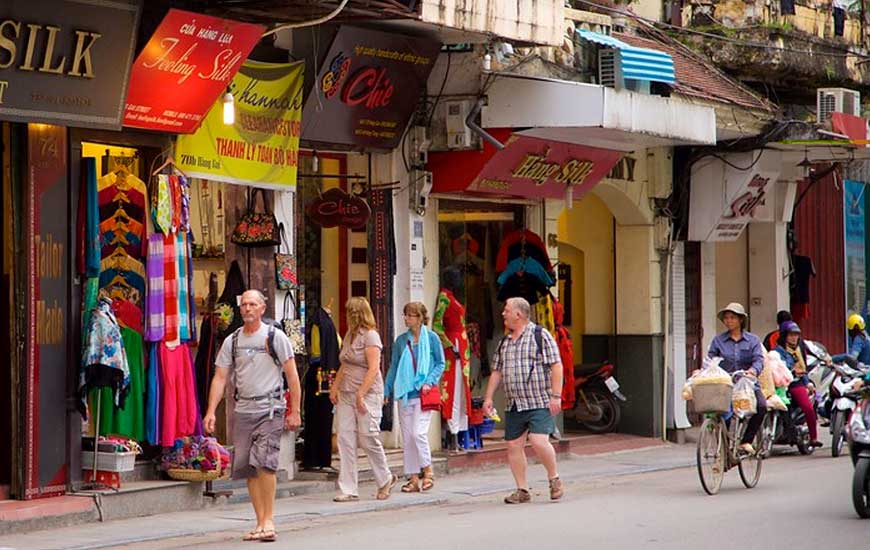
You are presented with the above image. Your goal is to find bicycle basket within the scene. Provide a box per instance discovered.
[692,383,732,414]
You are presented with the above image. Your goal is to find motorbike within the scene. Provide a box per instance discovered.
[563,361,627,433]
[846,387,870,518]
[760,385,815,457]
[829,361,869,457]
[806,340,836,416]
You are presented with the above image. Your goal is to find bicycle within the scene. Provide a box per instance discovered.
[696,373,764,495]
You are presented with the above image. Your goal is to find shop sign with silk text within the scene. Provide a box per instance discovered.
[0,0,140,130]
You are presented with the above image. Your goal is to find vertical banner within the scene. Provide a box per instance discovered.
[845,180,866,319]
[177,60,304,188]
[25,124,69,499]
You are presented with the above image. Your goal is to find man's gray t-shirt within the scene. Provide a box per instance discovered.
[215,323,293,414]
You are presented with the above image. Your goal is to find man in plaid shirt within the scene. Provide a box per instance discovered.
[484,297,564,504]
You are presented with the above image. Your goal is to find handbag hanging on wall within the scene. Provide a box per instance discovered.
[281,292,306,356]
[231,188,280,247]
[274,223,298,290]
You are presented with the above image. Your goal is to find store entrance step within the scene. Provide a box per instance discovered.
[74,479,203,522]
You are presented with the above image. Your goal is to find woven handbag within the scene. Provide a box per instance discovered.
[274,223,297,290]
[231,189,280,247]
[282,293,306,356]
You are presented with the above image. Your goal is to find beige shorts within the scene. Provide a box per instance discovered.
[232,411,284,479]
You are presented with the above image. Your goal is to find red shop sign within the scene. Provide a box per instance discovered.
[467,135,624,199]
[305,188,371,228]
[123,9,264,133]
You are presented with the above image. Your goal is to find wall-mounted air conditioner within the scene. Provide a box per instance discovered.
[817,87,861,122]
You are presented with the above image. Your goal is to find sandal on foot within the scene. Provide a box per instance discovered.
[377,474,398,500]
[401,479,420,492]
[333,494,359,502]
[421,476,434,491]
[243,529,264,542]
[259,529,277,543]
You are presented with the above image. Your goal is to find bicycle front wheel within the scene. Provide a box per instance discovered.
[738,422,763,489]
[697,417,725,495]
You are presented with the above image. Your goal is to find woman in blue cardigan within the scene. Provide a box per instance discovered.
[385,302,445,492]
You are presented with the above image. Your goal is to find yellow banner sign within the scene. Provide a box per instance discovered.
[176,60,304,189]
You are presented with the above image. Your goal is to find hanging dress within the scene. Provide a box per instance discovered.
[432,288,472,434]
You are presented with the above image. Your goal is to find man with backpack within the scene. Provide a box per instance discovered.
[483,297,564,504]
[203,289,301,543]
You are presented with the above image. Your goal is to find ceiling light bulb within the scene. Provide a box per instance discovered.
[222,92,235,125]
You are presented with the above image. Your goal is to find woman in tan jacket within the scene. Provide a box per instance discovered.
[329,297,397,501]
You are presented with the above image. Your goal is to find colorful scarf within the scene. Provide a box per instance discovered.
[163,234,179,343]
[144,234,165,342]
[176,232,190,341]
[393,326,433,404]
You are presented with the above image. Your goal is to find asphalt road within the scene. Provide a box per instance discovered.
[117,447,868,550]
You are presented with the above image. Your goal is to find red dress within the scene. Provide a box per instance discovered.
[432,289,472,422]
[553,300,576,410]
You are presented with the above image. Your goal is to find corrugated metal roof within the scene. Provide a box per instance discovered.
[577,29,676,84]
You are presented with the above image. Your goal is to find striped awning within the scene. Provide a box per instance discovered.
[577,29,675,85]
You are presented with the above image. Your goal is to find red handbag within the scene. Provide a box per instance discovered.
[408,340,442,412]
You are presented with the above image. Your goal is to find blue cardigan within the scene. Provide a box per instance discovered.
[384,330,445,400]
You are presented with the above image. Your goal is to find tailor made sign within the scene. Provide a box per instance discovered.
[467,135,624,199]
[124,9,264,133]
[176,60,304,188]
[0,0,140,130]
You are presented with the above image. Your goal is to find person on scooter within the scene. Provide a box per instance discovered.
[773,321,823,448]
[763,310,792,351]
[832,314,870,365]
[708,303,768,454]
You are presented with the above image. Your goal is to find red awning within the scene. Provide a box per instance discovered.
[428,130,623,200]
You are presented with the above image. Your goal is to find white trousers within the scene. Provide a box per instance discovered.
[447,359,468,434]
[398,398,433,475]
[336,391,392,496]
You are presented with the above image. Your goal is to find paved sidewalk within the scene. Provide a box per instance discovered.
[0,444,694,550]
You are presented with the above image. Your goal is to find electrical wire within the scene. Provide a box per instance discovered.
[261,0,350,36]
[427,51,451,130]
[572,0,870,60]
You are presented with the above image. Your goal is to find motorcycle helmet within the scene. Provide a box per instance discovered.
[780,321,801,334]
[847,313,866,331]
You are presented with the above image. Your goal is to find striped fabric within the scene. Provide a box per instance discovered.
[144,234,165,343]
[163,234,179,344]
[176,232,190,341]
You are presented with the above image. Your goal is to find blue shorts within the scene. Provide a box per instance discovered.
[504,406,554,441]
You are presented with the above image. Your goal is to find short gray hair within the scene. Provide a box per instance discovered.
[243,289,268,305]
[507,297,531,319]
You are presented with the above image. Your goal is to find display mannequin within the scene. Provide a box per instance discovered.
[432,266,472,448]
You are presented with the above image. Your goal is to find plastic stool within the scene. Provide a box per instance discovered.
[457,426,483,450]
[84,469,121,489]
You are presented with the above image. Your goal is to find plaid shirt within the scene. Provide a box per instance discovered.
[493,322,561,411]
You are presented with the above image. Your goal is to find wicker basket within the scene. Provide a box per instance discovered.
[167,468,222,482]
[691,383,733,414]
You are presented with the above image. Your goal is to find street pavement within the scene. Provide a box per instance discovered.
[2,443,867,550]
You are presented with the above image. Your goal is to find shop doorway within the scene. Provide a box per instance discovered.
[0,122,14,497]
[436,199,525,391]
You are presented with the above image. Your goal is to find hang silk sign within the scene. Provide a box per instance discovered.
[176,60,304,189]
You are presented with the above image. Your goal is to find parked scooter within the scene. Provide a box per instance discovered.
[564,362,627,433]
[846,387,870,518]
[829,361,869,457]
[806,340,836,417]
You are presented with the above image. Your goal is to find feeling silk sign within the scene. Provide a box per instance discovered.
[176,60,305,189]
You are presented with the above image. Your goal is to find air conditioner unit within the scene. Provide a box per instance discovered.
[817,87,861,122]
[598,49,620,89]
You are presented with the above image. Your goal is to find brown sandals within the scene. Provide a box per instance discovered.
[377,474,399,500]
